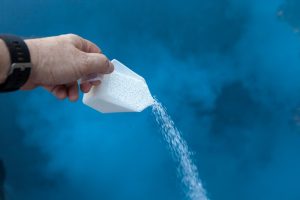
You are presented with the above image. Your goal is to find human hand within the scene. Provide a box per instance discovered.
[23,34,114,101]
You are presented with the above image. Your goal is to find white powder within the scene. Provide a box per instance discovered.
[152,98,208,200]
[99,71,154,111]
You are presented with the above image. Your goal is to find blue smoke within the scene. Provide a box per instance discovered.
[1,0,300,199]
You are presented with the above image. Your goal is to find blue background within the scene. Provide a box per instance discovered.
[1,0,300,199]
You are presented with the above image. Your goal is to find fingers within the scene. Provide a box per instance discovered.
[44,83,78,102]
[80,82,92,93]
[67,82,79,102]
[80,80,101,93]
[41,34,109,102]
[44,81,101,102]
[90,80,101,86]
[49,85,68,100]
[80,53,114,76]
[63,34,114,77]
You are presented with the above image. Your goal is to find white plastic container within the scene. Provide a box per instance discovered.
[82,59,154,113]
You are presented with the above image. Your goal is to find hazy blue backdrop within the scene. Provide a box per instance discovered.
[1,0,300,199]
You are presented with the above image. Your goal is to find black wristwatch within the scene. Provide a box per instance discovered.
[0,34,32,92]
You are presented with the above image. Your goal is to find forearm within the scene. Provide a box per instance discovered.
[0,40,10,84]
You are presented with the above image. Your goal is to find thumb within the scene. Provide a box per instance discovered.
[80,53,114,76]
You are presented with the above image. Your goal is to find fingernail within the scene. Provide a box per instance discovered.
[108,62,114,73]
[90,80,101,86]
[69,95,78,102]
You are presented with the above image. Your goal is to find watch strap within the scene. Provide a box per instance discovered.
[0,34,32,92]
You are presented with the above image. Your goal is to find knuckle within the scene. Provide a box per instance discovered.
[64,34,82,44]
[78,53,89,75]
[81,53,90,68]
[66,33,79,39]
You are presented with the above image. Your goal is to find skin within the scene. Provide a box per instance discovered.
[0,34,114,101]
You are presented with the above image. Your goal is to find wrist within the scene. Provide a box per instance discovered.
[24,39,39,86]
[0,39,10,84]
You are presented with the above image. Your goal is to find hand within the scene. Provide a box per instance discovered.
[23,34,114,101]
